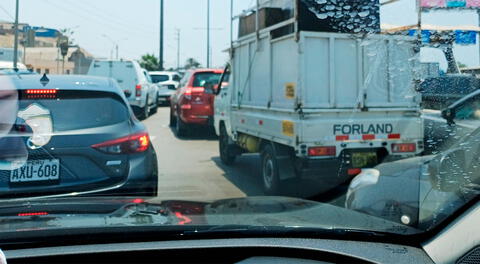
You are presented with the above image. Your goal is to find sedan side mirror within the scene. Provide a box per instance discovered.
[441,108,456,125]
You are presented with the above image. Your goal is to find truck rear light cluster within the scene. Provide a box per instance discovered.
[308,146,336,157]
[92,132,150,154]
[135,84,142,97]
[392,143,416,153]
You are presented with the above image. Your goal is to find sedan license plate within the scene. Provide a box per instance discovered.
[10,159,60,183]
[351,153,377,168]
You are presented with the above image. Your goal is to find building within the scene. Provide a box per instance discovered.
[24,47,93,75]
[0,21,94,74]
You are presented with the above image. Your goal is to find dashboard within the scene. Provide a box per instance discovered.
[5,238,433,264]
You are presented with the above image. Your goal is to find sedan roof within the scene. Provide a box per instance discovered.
[5,75,120,94]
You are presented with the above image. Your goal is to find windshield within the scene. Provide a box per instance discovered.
[151,74,170,83]
[0,0,478,249]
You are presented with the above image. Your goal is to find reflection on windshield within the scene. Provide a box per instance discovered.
[0,77,27,171]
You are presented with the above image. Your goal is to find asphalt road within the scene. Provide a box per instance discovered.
[143,107,347,205]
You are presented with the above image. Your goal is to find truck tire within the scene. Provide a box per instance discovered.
[175,114,188,137]
[138,97,150,120]
[261,144,280,195]
[219,124,236,165]
[150,96,158,115]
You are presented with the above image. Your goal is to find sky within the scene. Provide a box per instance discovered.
[0,0,478,69]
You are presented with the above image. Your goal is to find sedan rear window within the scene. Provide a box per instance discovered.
[151,75,170,83]
[19,91,129,132]
[192,72,222,87]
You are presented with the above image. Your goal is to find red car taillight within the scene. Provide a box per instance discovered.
[92,132,150,154]
[184,87,205,100]
[135,84,142,97]
[308,146,336,157]
[392,143,416,153]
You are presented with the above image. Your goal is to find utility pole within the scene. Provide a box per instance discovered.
[159,0,164,71]
[13,0,20,70]
[175,29,181,70]
[207,0,210,68]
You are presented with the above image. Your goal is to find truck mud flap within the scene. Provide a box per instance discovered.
[270,142,296,181]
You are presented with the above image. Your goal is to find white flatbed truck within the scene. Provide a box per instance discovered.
[214,1,424,196]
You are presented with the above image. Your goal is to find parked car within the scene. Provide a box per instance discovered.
[170,69,224,136]
[345,126,480,230]
[87,60,158,120]
[420,74,480,110]
[0,75,158,198]
[423,88,480,153]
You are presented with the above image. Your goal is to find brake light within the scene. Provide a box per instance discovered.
[348,168,362,176]
[92,132,150,154]
[392,143,416,153]
[25,89,58,99]
[18,212,48,217]
[308,146,336,157]
[184,87,205,98]
[135,84,142,97]
[26,89,57,94]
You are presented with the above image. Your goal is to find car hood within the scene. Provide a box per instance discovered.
[374,155,434,179]
[0,196,418,236]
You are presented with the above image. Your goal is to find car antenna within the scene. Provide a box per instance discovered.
[40,73,50,87]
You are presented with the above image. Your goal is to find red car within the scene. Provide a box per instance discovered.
[170,69,224,136]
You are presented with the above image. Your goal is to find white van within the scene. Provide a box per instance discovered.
[87,60,158,120]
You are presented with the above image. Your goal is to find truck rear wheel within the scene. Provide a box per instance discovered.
[219,125,236,165]
[261,144,280,195]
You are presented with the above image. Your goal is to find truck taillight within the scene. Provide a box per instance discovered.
[135,84,142,97]
[308,146,336,157]
[92,132,150,154]
[392,143,416,153]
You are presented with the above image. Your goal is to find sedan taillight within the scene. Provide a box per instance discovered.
[92,132,150,154]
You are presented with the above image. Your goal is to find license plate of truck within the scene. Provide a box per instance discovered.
[10,159,60,183]
[351,153,377,168]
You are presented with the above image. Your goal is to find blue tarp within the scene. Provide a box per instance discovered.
[408,29,477,45]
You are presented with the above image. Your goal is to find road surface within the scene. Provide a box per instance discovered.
[144,107,346,205]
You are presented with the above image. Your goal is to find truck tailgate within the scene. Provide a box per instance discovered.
[300,32,419,109]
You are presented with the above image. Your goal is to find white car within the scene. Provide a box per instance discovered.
[149,71,181,87]
[0,61,28,70]
[87,60,158,120]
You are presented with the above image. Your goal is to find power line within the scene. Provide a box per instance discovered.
[43,0,157,39]
[63,0,158,36]
[0,4,14,21]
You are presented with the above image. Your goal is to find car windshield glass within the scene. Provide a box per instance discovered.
[151,75,169,83]
[0,0,478,250]
[192,72,222,87]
